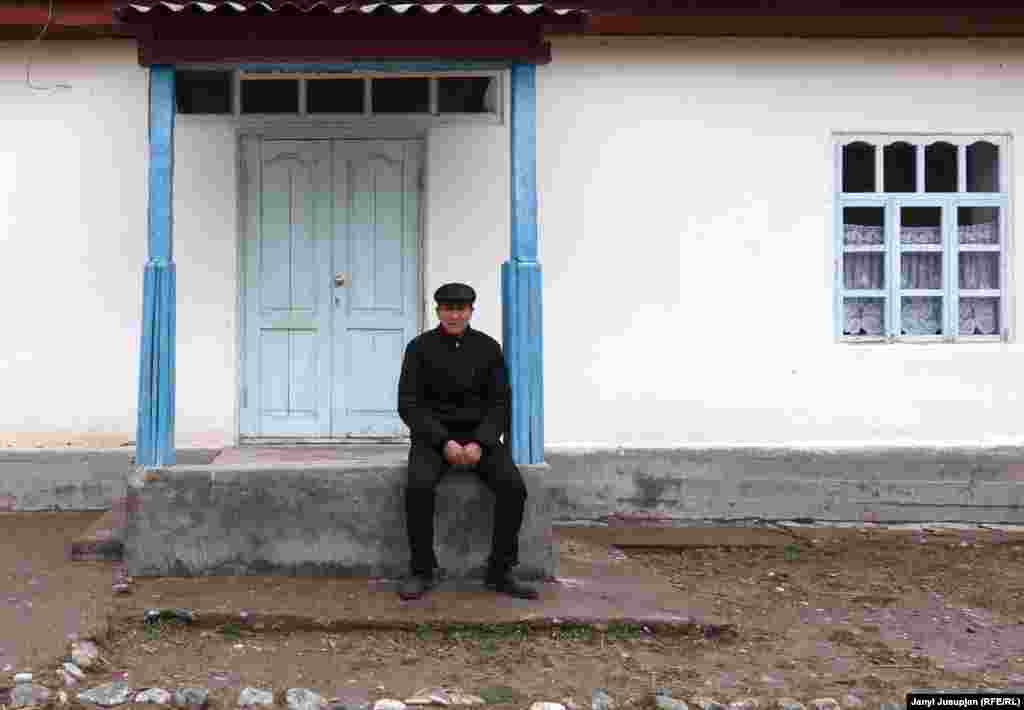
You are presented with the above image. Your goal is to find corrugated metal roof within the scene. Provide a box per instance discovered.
[116,2,586,18]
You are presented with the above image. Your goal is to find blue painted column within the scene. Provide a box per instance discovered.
[502,63,544,465]
[136,65,177,467]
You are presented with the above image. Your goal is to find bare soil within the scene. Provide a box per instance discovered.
[8,518,1024,710]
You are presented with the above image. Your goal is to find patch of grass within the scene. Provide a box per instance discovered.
[605,622,645,641]
[783,542,802,562]
[142,618,186,641]
[478,637,499,656]
[478,686,522,705]
[551,624,595,642]
[219,622,244,639]
[414,624,440,642]
[445,623,529,644]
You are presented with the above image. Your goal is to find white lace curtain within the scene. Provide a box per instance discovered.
[843,222,999,336]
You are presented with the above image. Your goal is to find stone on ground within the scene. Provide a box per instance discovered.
[63,663,86,681]
[530,703,566,710]
[810,700,839,710]
[12,683,51,708]
[691,699,726,710]
[775,700,806,710]
[841,696,863,709]
[58,669,81,687]
[728,699,759,710]
[71,640,101,669]
[656,696,689,710]
[288,688,326,710]
[174,687,210,710]
[238,688,275,708]
[136,688,173,705]
[78,682,134,707]
[592,690,614,710]
[374,700,407,710]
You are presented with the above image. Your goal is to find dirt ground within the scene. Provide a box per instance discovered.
[8,517,1024,710]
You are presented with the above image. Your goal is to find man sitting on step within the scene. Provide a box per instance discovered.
[396,282,539,601]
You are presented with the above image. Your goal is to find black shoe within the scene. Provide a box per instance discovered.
[484,571,539,600]
[398,572,437,600]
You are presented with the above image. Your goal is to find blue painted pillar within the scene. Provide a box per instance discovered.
[502,63,544,465]
[136,65,176,467]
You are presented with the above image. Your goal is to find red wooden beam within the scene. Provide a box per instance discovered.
[0,6,113,27]
[138,37,553,64]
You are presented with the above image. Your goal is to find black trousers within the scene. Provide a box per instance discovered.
[405,436,528,577]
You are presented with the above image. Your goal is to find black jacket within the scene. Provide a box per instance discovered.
[397,324,508,450]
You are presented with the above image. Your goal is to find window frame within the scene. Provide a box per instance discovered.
[174,67,504,124]
[833,133,1013,344]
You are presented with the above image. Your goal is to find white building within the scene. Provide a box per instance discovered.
[2,2,1024,471]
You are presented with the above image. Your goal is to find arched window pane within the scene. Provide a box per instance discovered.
[883,142,916,192]
[925,142,957,192]
[967,141,999,192]
[842,142,875,193]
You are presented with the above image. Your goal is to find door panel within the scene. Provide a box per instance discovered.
[241,139,333,437]
[332,141,420,437]
[241,137,419,439]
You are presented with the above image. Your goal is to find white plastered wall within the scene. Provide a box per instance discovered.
[6,37,1024,449]
[0,40,508,447]
[0,40,237,447]
[540,36,1024,447]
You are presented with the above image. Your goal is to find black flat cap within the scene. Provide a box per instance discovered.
[434,283,476,305]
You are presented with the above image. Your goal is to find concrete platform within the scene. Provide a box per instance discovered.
[124,449,558,580]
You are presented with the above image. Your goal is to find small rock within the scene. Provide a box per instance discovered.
[448,692,484,706]
[775,699,805,710]
[12,683,51,708]
[656,697,689,710]
[563,698,581,710]
[728,701,758,710]
[405,689,450,706]
[238,688,275,708]
[374,701,407,710]
[288,688,326,710]
[13,673,32,685]
[112,583,131,595]
[810,700,840,710]
[841,696,863,709]
[63,663,86,681]
[174,688,210,710]
[691,699,727,710]
[531,704,566,710]
[71,640,101,669]
[58,669,80,687]
[78,682,134,707]
[328,691,371,710]
[593,690,615,710]
[136,688,173,705]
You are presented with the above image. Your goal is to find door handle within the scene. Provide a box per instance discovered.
[334,274,347,287]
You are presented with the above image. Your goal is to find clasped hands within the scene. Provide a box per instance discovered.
[444,440,482,467]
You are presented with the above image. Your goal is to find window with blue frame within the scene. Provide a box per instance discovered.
[835,135,1010,342]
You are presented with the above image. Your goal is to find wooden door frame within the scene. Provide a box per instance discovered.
[234,125,428,446]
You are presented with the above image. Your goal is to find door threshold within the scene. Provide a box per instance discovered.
[239,437,411,447]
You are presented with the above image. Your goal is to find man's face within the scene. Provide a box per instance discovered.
[437,303,473,335]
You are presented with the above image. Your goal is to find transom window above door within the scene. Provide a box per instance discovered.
[174,69,501,119]
[834,134,1011,343]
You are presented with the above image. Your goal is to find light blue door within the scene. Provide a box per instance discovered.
[240,138,420,439]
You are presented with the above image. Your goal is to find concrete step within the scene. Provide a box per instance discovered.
[69,498,128,562]
[125,461,558,579]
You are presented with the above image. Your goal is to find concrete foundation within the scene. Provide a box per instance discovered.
[9,445,1024,527]
[0,448,218,511]
[543,445,1024,525]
